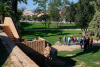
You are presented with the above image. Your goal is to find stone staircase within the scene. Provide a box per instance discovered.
[0,17,20,43]
[1,25,15,42]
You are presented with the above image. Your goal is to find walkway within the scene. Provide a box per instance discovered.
[24,29,81,31]
[51,41,100,53]
[51,44,83,53]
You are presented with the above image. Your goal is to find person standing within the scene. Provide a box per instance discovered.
[77,36,79,42]
[63,35,66,46]
[80,39,83,49]
[59,36,62,46]
[87,37,90,48]
[68,37,70,46]
[74,37,76,45]
[83,36,86,44]
[90,38,93,48]
[80,36,83,45]
[70,35,73,44]
[84,39,87,51]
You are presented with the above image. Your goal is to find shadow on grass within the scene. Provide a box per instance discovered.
[21,22,80,29]
[52,48,77,67]
[53,46,100,67]
[21,22,33,28]
[21,30,65,38]
[58,26,80,29]
[72,46,100,58]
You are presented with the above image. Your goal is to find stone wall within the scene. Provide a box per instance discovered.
[0,33,39,67]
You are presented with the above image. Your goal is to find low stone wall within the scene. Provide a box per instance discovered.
[0,33,39,67]
[16,37,52,67]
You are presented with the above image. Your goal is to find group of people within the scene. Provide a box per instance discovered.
[59,35,93,50]
[59,35,79,46]
[80,36,93,51]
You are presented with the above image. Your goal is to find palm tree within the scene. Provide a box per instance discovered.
[12,0,27,14]
[0,1,9,24]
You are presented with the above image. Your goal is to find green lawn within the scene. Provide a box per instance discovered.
[21,22,80,29]
[53,46,100,67]
[21,30,82,45]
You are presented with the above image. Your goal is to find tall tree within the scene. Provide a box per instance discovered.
[88,0,100,40]
[58,0,69,28]
[12,0,27,14]
[66,1,76,23]
[0,1,9,24]
[11,0,27,23]
[75,0,95,36]
[48,0,62,28]
[48,0,60,21]
[33,0,48,29]
[61,0,70,21]
[34,7,42,13]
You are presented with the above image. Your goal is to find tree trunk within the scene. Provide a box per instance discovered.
[60,23,61,29]
[12,0,17,14]
[48,24,49,30]
[12,0,17,24]
[70,20,71,24]
[56,22,58,28]
[82,31,85,36]
[85,28,87,36]
[81,29,86,36]
[45,20,46,29]
[1,14,5,24]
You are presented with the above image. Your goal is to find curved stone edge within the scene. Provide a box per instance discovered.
[0,33,39,67]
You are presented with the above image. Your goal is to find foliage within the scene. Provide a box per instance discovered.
[15,10,24,31]
[34,7,42,13]
[0,1,12,24]
[33,0,49,29]
[0,1,9,14]
[38,14,49,21]
[48,0,60,21]
[75,0,95,36]
[66,1,77,23]
[32,15,38,20]
[33,0,48,12]
[88,0,100,40]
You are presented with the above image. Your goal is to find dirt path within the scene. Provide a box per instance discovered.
[51,44,83,53]
[51,41,100,53]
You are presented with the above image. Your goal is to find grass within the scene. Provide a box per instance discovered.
[21,22,80,29]
[21,30,82,45]
[53,46,100,67]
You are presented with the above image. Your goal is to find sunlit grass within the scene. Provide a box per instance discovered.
[21,22,80,29]
[21,30,82,45]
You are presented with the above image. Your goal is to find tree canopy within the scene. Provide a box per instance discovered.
[88,0,100,40]
[75,0,95,36]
